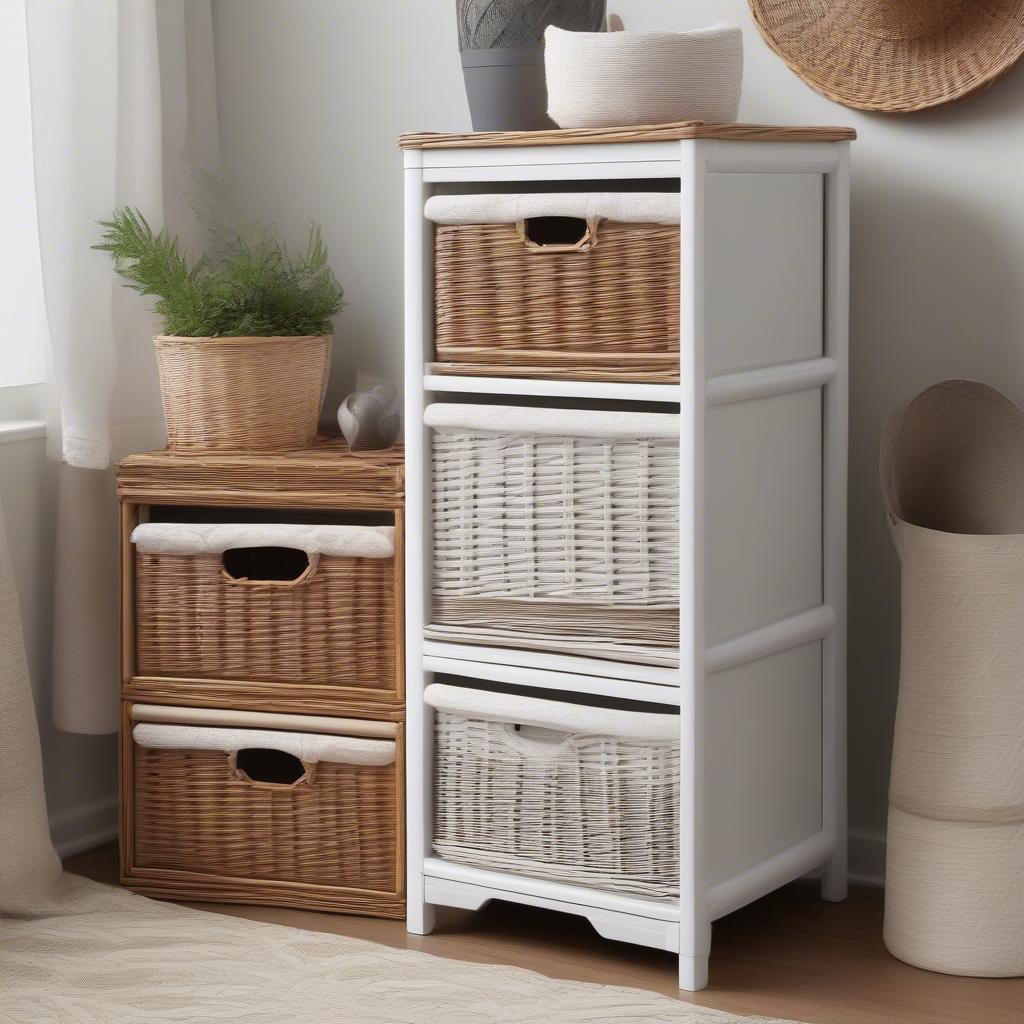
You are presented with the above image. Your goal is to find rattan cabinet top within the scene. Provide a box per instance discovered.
[398,121,856,150]
[117,437,404,510]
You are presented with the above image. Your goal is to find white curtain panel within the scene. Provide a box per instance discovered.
[0,492,62,916]
[24,0,218,734]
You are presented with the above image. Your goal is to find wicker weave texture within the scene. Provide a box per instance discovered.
[434,221,679,380]
[154,335,331,453]
[133,744,398,891]
[433,710,679,897]
[135,550,396,690]
[749,0,1024,113]
[117,439,405,510]
[430,428,679,657]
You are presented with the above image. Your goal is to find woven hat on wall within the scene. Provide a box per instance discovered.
[748,0,1024,112]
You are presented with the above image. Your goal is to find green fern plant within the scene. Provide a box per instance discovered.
[95,207,344,337]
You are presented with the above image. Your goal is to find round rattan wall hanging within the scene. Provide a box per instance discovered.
[748,0,1024,112]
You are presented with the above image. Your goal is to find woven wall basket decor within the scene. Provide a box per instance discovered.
[748,0,1024,112]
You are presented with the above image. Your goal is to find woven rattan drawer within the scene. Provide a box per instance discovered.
[427,194,680,383]
[121,704,404,917]
[131,522,400,698]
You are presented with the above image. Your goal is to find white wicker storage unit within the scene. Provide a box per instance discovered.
[401,123,852,992]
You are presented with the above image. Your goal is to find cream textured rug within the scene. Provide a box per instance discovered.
[0,874,803,1024]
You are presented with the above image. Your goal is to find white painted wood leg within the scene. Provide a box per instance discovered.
[678,913,711,992]
[679,952,710,992]
[406,879,437,935]
[820,848,848,903]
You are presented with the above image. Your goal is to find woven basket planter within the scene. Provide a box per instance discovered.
[426,193,679,382]
[881,380,1024,976]
[426,403,679,665]
[130,720,398,891]
[132,522,397,691]
[427,683,679,897]
[154,334,331,452]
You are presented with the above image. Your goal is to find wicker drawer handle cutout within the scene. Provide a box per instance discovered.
[516,216,599,253]
[229,748,316,790]
[505,723,575,758]
[220,547,319,588]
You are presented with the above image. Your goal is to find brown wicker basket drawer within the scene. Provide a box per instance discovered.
[132,522,398,691]
[129,715,400,895]
[428,193,680,383]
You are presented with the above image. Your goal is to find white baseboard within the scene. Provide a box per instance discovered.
[848,828,886,889]
[50,796,118,859]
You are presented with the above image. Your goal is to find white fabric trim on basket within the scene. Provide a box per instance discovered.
[424,192,680,226]
[132,723,396,766]
[424,404,679,439]
[131,523,395,559]
[423,683,678,742]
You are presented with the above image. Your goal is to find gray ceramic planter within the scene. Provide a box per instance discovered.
[460,48,551,131]
[456,0,605,131]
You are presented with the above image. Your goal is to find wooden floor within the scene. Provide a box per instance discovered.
[67,844,1022,1024]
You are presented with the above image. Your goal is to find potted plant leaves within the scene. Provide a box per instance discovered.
[96,206,344,453]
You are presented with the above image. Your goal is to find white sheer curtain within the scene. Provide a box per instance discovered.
[25,0,219,734]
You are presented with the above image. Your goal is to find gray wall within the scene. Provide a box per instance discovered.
[211,0,1024,882]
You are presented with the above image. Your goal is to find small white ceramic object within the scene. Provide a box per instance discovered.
[544,23,743,129]
[337,382,400,451]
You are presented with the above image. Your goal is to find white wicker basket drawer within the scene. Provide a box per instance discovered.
[425,682,679,898]
[425,404,680,666]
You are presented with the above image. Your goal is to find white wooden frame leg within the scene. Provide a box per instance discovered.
[679,949,710,992]
[678,140,711,991]
[404,152,437,935]
[820,147,850,905]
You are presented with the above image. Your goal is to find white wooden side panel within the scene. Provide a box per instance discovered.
[404,160,437,935]
[705,642,823,886]
[820,147,850,902]
[705,388,823,645]
[704,173,823,376]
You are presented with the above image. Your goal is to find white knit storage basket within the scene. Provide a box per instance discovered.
[426,683,680,898]
[544,24,743,129]
[881,380,1024,977]
[425,404,680,665]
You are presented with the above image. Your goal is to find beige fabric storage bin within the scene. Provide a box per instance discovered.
[426,683,679,898]
[881,379,1024,977]
[425,404,680,665]
[131,523,397,692]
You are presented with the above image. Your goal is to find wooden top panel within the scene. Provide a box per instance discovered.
[399,122,856,150]
[117,436,404,509]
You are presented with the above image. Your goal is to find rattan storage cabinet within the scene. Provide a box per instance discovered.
[117,439,405,918]
[402,123,853,990]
